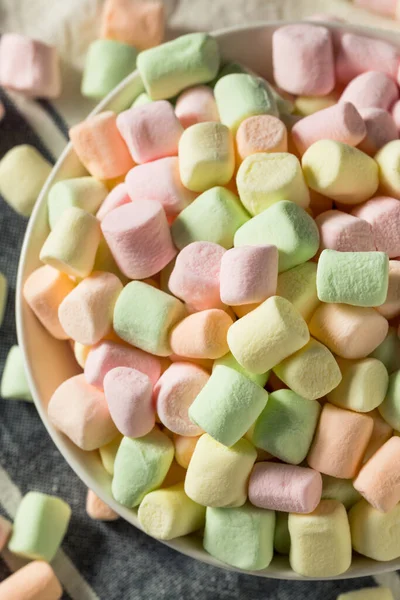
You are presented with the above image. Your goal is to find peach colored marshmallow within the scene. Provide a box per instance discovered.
[363,409,393,464]
[96,183,130,221]
[354,436,400,512]
[392,100,400,132]
[315,210,374,255]
[340,71,399,111]
[101,201,177,279]
[173,434,199,468]
[307,403,373,479]
[116,101,183,164]
[48,374,118,450]
[236,115,288,162]
[103,366,155,437]
[0,516,11,551]
[170,309,233,360]
[154,362,209,436]
[84,340,161,388]
[86,489,119,521]
[0,561,62,600]
[352,196,400,258]
[336,33,400,84]
[23,265,75,340]
[377,260,400,319]
[175,85,220,129]
[101,0,164,50]
[357,108,398,156]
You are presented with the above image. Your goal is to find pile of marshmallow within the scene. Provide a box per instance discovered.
[22,24,400,578]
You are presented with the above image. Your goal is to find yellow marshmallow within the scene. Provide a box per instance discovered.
[337,589,394,600]
[276,262,320,322]
[173,434,199,469]
[294,94,337,117]
[375,140,400,199]
[74,341,91,368]
[99,434,123,475]
[349,499,400,561]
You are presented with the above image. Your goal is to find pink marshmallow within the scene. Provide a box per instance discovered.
[340,71,399,111]
[336,33,400,84]
[354,0,397,17]
[219,245,279,306]
[154,362,209,436]
[84,340,161,389]
[125,157,196,217]
[315,210,375,256]
[377,260,400,319]
[103,366,155,437]
[272,24,335,96]
[96,183,130,221]
[116,101,183,164]
[352,196,400,257]
[168,241,226,311]
[392,100,400,132]
[248,462,323,514]
[0,33,61,98]
[291,102,366,155]
[175,85,220,129]
[48,374,118,450]
[101,201,177,279]
[357,108,398,156]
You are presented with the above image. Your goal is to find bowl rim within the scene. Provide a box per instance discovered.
[15,20,400,581]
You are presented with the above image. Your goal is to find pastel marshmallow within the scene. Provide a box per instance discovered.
[170,309,233,360]
[337,590,394,600]
[96,183,130,221]
[131,92,153,107]
[336,33,400,84]
[160,459,186,488]
[379,370,400,430]
[392,100,400,132]
[340,71,399,111]
[0,561,62,600]
[175,85,219,128]
[48,177,108,228]
[86,489,119,521]
[375,141,400,198]
[293,94,337,117]
[1,345,32,402]
[363,410,394,464]
[377,261,400,319]
[213,352,269,388]
[370,328,400,375]
[0,516,11,552]
[349,498,400,561]
[99,434,123,475]
[101,0,164,49]
[352,196,400,257]
[184,434,257,507]
[315,210,374,255]
[48,374,118,450]
[307,403,373,478]
[74,342,91,369]
[276,262,319,322]
[236,115,288,162]
[321,475,361,510]
[173,434,199,469]
[358,108,398,156]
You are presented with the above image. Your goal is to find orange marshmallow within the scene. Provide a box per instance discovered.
[173,434,200,469]
[101,0,164,50]
[0,561,62,600]
[169,309,233,360]
[86,489,119,520]
[236,115,288,162]
[363,409,393,463]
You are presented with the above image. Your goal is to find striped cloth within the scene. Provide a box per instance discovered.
[1,1,400,598]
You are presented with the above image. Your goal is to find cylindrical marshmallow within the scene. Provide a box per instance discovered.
[96,183,130,221]
[357,108,398,156]
[352,196,400,258]
[86,489,119,521]
[276,262,319,322]
[378,370,400,430]
[173,434,199,469]
[375,140,400,199]
[315,209,374,255]
[175,85,219,129]
[377,260,400,319]
[336,33,400,84]
[0,561,62,600]
[349,498,400,561]
[340,71,399,111]
[169,309,233,360]
[236,115,288,161]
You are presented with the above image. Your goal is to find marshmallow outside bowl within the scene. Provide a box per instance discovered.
[16,21,400,581]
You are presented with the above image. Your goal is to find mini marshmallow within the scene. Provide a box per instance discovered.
[249,462,322,513]
[352,196,400,257]
[236,153,310,215]
[69,111,134,180]
[203,504,275,570]
[184,434,257,507]
[103,367,154,437]
[214,352,269,387]
[307,403,373,478]
[0,145,52,217]
[171,186,249,250]
[274,512,290,555]
[99,434,122,475]
[236,115,288,162]
[234,201,319,272]
[336,33,400,84]
[274,338,342,400]
[138,482,205,540]
[160,460,186,488]
[302,140,379,204]
[364,410,394,464]
[375,141,400,198]
[315,210,374,255]
[189,365,268,446]
[1,345,32,402]
[9,492,71,562]
[168,241,225,310]
[48,374,118,450]
[125,157,196,217]
[377,261,400,319]
[117,101,182,164]
[112,429,174,507]
[23,266,75,339]
[214,74,278,133]
[309,303,388,359]
[0,272,7,327]
[82,40,137,99]
[321,475,361,510]
[340,71,399,111]
[113,281,186,356]
[379,370,400,430]
[251,389,320,464]
[0,561,62,600]
[293,94,337,116]
[337,590,394,600]
[289,500,352,577]
[86,489,119,521]
[96,183,130,221]
[40,207,101,278]
[292,103,366,156]
[74,342,91,369]
[220,245,278,306]
[132,92,152,107]
[317,250,389,307]
[173,434,199,469]
[349,498,400,561]
[48,177,108,229]
[393,100,400,131]
[92,235,127,282]
[0,516,11,552]
[358,108,398,156]
[272,24,335,96]
[178,122,235,192]
[175,85,219,129]
[228,296,309,374]
[137,33,220,100]
[101,0,164,49]
[276,262,319,321]
[169,309,233,360]
[0,34,61,98]
[101,201,177,279]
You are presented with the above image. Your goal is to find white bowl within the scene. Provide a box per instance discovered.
[16,21,400,580]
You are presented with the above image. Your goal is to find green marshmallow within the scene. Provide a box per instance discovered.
[378,370,400,430]
[317,250,389,307]
[112,429,174,508]
[48,177,108,229]
[234,200,320,272]
[214,74,278,133]
[1,345,32,402]
[137,33,220,100]
[189,365,268,447]
[251,389,320,464]
[0,272,7,327]
[81,39,138,99]
[9,492,71,562]
[274,512,290,555]
[131,92,153,107]
[99,434,123,476]
[370,327,400,374]
[204,504,275,571]
[321,475,361,510]
[113,281,186,356]
[213,352,269,387]
[171,186,250,250]
[276,262,319,321]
